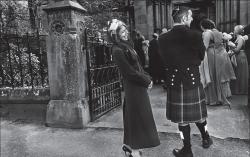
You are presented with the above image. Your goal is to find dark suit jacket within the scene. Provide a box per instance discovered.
[158,25,205,89]
[148,38,164,77]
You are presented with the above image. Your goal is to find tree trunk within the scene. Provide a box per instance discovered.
[0,63,4,87]
[28,0,37,30]
[7,37,14,88]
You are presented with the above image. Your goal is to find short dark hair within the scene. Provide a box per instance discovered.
[172,6,190,23]
[200,19,216,29]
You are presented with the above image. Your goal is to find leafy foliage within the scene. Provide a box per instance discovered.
[0,1,31,34]
[78,0,128,33]
[78,0,126,14]
[0,34,48,88]
[0,0,128,88]
[0,1,48,88]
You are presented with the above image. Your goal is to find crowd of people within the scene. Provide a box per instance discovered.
[199,21,249,106]
[107,5,249,157]
[132,16,249,107]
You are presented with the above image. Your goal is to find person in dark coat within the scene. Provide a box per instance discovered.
[148,33,164,84]
[134,32,146,67]
[158,7,213,157]
[108,19,160,157]
[244,25,250,62]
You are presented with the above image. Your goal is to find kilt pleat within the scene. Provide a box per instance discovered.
[166,84,207,123]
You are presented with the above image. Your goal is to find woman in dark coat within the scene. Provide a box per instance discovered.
[108,19,160,157]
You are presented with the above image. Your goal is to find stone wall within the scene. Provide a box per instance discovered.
[0,88,50,104]
[133,0,250,38]
[216,0,250,32]
[134,0,149,38]
[239,0,250,26]
[133,0,174,40]
[146,1,154,40]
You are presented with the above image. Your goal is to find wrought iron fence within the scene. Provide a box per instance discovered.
[84,28,122,121]
[0,32,48,89]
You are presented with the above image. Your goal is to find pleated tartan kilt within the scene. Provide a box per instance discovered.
[166,84,207,123]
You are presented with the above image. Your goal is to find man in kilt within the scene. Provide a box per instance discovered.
[158,7,213,157]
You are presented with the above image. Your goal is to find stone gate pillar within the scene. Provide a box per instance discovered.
[43,0,90,128]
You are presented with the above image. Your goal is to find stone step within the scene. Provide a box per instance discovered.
[0,103,47,123]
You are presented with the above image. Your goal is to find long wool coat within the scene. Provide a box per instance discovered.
[112,41,160,149]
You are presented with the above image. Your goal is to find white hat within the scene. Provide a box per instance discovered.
[108,19,126,35]
[153,33,159,37]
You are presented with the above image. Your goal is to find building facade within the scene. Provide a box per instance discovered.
[216,0,250,32]
[133,0,250,39]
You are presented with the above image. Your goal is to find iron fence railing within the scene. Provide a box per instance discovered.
[84,28,122,121]
[0,32,48,89]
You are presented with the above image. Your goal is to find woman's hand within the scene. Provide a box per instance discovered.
[148,81,153,89]
[228,41,236,48]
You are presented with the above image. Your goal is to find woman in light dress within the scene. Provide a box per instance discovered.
[230,25,249,95]
[200,19,236,106]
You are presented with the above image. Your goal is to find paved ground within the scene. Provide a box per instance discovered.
[1,85,249,157]
[88,85,249,139]
[1,122,249,157]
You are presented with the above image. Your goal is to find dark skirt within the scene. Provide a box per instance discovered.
[123,81,160,149]
[166,84,207,123]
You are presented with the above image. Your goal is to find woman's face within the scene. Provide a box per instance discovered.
[183,10,193,27]
[118,25,129,41]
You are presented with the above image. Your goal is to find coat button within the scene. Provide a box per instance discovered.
[171,79,174,81]
[192,78,195,80]
[172,75,175,77]
[192,82,195,85]
[171,83,174,86]
[175,69,178,72]
[187,67,190,70]
[190,73,194,76]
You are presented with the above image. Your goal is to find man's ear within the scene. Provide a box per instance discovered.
[182,15,187,23]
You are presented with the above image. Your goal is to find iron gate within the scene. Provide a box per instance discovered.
[84,28,122,121]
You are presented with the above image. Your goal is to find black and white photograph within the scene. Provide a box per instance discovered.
[0,0,249,157]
